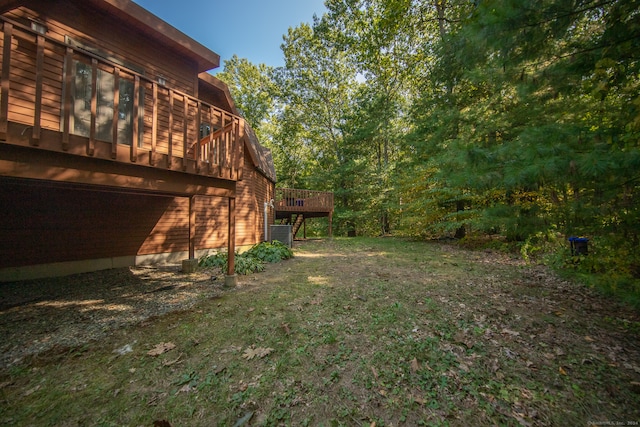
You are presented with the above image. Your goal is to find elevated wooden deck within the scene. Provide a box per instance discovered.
[275,188,333,238]
[275,188,333,218]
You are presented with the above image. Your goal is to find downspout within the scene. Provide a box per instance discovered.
[263,199,274,242]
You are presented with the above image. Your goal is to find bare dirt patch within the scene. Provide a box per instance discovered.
[0,266,223,368]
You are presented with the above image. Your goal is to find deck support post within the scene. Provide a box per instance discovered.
[189,195,196,259]
[225,196,237,287]
[182,195,198,273]
[329,211,333,238]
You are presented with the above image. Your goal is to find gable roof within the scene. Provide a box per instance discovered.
[5,0,220,72]
[243,122,277,184]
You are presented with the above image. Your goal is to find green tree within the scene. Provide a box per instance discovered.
[323,0,429,234]
[276,21,366,235]
[216,55,277,143]
[408,0,640,276]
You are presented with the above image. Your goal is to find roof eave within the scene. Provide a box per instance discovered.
[93,0,220,71]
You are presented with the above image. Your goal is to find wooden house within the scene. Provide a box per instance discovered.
[0,0,277,283]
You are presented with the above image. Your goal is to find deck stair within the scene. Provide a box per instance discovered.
[275,188,334,238]
[292,214,305,238]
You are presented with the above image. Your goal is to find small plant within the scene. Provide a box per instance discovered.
[245,240,293,263]
[198,241,293,275]
[198,251,227,269]
[234,255,266,275]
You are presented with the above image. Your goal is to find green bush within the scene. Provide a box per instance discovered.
[198,252,228,269]
[245,240,293,263]
[198,241,293,275]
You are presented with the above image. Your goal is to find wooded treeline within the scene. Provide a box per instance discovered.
[218,0,640,290]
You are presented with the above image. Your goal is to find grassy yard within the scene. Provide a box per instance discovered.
[2,237,640,426]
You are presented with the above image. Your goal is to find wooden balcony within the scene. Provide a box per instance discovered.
[275,188,334,217]
[0,17,244,186]
[275,188,333,238]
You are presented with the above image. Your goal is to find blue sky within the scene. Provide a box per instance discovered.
[132,0,327,72]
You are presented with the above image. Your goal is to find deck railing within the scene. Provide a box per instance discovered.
[275,188,334,213]
[0,17,243,180]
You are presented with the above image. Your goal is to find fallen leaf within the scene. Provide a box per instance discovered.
[178,384,194,393]
[220,345,242,354]
[242,345,273,360]
[24,385,40,396]
[147,392,168,406]
[410,358,420,373]
[378,389,387,396]
[584,335,595,342]
[554,347,566,356]
[371,366,379,380]
[281,323,291,335]
[213,365,226,375]
[162,354,183,367]
[147,342,176,356]
[559,366,568,376]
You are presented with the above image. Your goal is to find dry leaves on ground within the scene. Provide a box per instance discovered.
[147,342,176,356]
[241,345,274,360]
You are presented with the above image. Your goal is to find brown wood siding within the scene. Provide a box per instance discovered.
[0,179,178,268]
[0,166,274,269]
[5,3,198,95]
[193,195,228,250]
[236,150,275,245]
[137,197,189,255]
[4,4,201,154]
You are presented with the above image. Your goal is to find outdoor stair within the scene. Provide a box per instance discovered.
[292,214,305,239]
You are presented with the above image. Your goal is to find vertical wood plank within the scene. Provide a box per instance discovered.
[220,111,227,177]
[31,34,45,145]
[150,81,158,165]
[227,196,236,277]
[195,101,201,172]
[207,105,214,173]
[167,89,174,167]
[0,22,13,137]
[62,47,73,150]
[189,195,196,259]
[229,117,236,179]
[182,96,188,171]
[131,74,140,162]
[111,67,120,159]
[237,118,245,181]
[88,58,98,156]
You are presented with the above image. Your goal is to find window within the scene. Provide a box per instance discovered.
[69,60,142,146]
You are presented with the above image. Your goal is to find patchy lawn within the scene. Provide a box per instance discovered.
[1,237,639,426]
